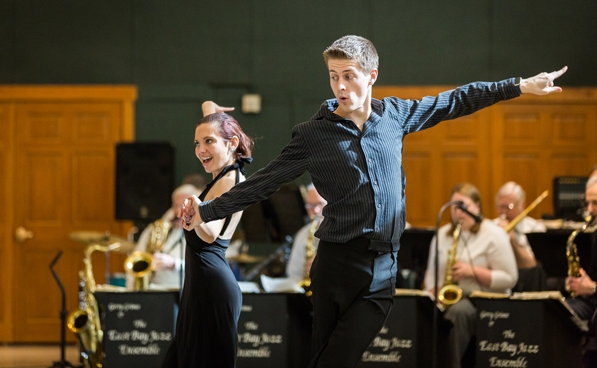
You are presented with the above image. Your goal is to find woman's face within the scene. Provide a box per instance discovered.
[450,192,481,230]
[194,122,234,177]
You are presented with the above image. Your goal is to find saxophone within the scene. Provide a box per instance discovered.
[298,216,320,297]
[566,215,595,297]
[67,242,121,368]
[438,220,463,308]
[124,219,172,291]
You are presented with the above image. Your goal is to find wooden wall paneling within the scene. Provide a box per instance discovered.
[0,103,13,341]
[403,119,440,225]
[492,104,549,219]
[373,86,597,227]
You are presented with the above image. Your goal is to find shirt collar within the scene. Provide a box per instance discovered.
[312,98,384,122]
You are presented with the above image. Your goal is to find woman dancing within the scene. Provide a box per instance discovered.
[162,101,253,368]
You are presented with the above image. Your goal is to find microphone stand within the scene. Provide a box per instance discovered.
[49,250,78,368]
[432,200,460,368]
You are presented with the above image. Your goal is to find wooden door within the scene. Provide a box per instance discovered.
[0,86,136,343]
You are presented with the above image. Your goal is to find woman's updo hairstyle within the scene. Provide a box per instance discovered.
[198,113,254,159]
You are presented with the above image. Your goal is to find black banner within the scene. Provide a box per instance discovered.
[237,293,312,368]
[94,291,178,368]
[473,298,583,368]
[357,293,438,367]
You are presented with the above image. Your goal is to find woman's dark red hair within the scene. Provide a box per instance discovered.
[198,113,253,159]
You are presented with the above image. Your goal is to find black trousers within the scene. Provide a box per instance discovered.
[309,237,398,368]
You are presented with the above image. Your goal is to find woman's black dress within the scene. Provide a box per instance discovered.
[162,162,244,368]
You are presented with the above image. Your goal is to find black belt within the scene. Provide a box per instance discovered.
[346,237,398,252]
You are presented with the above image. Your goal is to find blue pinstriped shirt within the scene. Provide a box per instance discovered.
[199,78,521,247]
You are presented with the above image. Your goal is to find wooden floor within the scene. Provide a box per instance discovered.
[0,345,80,368]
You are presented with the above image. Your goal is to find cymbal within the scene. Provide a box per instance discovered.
[69,231,135,253]
[227,254,264,264]
[70,230,109,244]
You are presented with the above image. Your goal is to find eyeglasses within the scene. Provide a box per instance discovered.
[497,203,515,210]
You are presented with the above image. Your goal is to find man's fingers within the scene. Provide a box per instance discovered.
[545,86,563,94]
[551,66,568,80]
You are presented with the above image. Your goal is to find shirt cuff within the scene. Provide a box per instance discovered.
[498,77,522,100]
[199,200,217,223]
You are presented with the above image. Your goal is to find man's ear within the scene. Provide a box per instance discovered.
[369,69,379,86]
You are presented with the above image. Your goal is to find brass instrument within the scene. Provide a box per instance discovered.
[567,215,595,298]
[67,242,121,368]
[504,190,549,233]
[124,219,172,291]
[298,216,320,297]
[438,220,463,308]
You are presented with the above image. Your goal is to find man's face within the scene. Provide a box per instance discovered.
[586,183,597,217]
[496,193,523,222]
[327,58,377,118]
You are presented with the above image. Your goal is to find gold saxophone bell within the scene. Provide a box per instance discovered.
[124,219,171,291]
[438,220,463,308]
[567,215,595,298]
[67,309,92,333]
[67,242,119,368]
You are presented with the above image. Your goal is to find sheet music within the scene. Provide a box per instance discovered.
[260,275,303,293]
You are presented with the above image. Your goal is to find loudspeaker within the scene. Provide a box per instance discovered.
[552,176,588,221]
[115,142,175,221]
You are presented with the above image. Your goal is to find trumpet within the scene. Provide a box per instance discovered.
[566,215,595,298]
[438,220,463,308]
[503,190,549,233]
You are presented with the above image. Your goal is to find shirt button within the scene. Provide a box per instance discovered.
[368,158,372,163]
[374,181,378,185]
[377,204,382,208]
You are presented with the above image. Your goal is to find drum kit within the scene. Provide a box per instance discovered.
[70,230,265,281]
[69,230,135,291]
[69,230,136,253]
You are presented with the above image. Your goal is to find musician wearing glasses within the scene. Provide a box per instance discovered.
[494,182,547,269]
[566,176,597,367]
[424,183,518,368]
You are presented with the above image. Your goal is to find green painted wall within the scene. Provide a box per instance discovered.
[1,0,595,185]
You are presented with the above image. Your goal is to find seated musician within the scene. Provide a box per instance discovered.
[126,184,202,289]
[493,182,547,291]
[566,176,597,368]
[493,181,546,268]
[285,184,327,284]
[424,182,518,368]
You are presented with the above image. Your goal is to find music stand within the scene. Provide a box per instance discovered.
[398,228,435,288]
[239,183,309,243]
[267,183,309,242]
[527,230,593,292]
[527,230,592,278]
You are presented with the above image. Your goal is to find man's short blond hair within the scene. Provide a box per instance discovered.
[323,35,379,74]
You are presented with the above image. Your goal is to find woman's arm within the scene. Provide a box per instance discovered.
[202,101,234,116]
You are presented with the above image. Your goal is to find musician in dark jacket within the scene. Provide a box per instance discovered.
[566,175,597,367]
